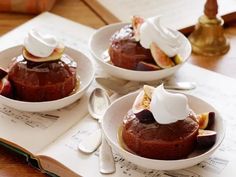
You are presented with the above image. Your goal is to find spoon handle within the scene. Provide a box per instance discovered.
[99,134,116,174]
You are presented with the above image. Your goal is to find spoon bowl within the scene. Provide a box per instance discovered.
[88,88,111,120]
[78,88,115,174]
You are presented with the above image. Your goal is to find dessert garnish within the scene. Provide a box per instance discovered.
[196,112,216,148]
[136,61,161,71]
[132,15,144,41]
[0,68,12,98]
[197,129,217,148]
[132,85,155,123]
[150,42,175,68]
[197,111,215,129]
[122,85,217,160]
[23,29,65,62]
[108,16,184,71]
[150,84,191,124]
[137,15,183,67]
[132,84,191,124]
[138,16,182,57]
[0,67,7,79]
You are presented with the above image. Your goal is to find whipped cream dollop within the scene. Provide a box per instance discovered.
[24,30,58,57]
[139,16,182,57]
[150,84,191,124]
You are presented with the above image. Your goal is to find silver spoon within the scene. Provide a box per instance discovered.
[78,88,115,174]
[95,77,196,95]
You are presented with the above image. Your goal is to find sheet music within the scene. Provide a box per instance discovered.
[41,63,236,177]
[0,106,59,129]
[196,157,229,174]
[1,12,236,177]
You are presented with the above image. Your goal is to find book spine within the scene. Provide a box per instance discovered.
[0,141,58,177]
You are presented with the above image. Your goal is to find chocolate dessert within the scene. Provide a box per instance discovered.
[8,54,77,102]
[120,85,217,160]
[122,110,199,160]
[108,25,156,70]
[108,16,183,71]
[0,30,79,102]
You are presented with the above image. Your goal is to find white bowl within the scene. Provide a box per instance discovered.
[89,23,191,81]
[102,91,225,170]
[0,45,94,112]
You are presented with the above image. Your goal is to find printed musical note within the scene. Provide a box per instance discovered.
[112,153,201,177]
[65,129,98,151]
[163,169,200,177]
[0,105,59,129]
[196,157,229,174]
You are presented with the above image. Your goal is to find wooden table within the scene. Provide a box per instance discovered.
[0,0,235,176]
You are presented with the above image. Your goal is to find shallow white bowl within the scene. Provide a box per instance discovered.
[89,23,191,81]
[102,91,225,170]
[0,45,94,112]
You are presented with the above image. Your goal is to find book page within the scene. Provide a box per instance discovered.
[90,0,236,31]
[40,63,236,177]
[0,12,95,154]
[1,11,236,177]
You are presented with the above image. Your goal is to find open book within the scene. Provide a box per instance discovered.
[86,0,236,34]
[0,12,96,177]
[0,12,236,177]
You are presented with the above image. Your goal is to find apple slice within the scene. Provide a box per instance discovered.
[0,67,8,79]
[23,43,65,62]
[150,42,175,68]
[0,77,13,98]
[136,61,161,71]
[197,129,217,148]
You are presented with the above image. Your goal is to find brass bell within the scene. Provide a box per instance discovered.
[188,0,230,56]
